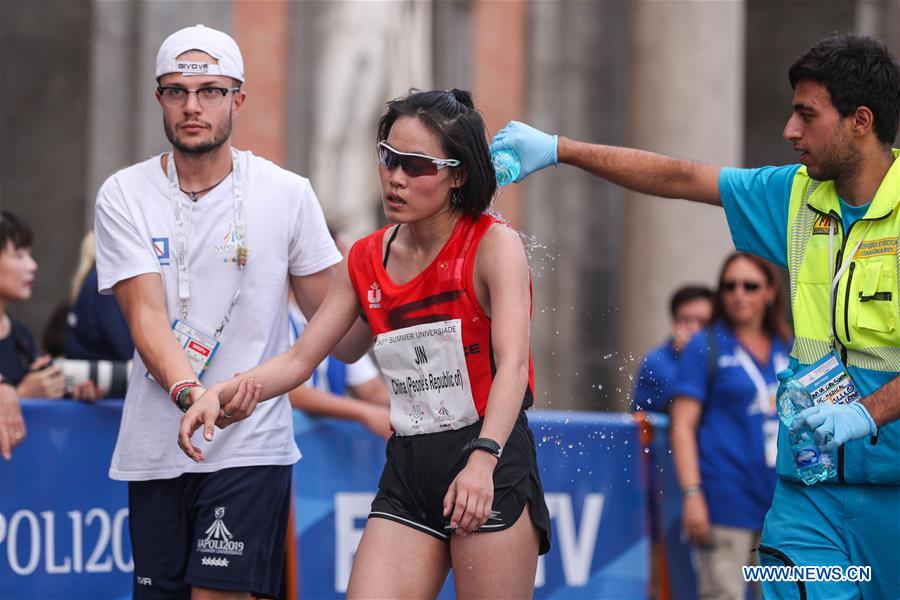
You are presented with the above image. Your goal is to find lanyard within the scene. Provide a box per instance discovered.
[828,218,873,347]
[733,346,772,415]
[166,148,247,337]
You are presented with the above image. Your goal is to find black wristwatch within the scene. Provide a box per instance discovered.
[462,437,503,460]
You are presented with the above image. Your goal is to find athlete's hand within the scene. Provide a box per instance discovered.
[490,121,558,183]
[682,493,711,547]
[178,384,222,461]
[443,450,497,535]
[792,401,877,451]
[216,377,261,429]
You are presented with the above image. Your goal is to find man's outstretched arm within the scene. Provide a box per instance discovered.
[491,121,722,205]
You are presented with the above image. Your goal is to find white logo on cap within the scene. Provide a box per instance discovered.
[177,61,210,75]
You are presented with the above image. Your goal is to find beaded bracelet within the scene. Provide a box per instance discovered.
[169,379,201,413]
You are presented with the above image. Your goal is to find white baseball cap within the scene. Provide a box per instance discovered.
[155,24,244,82]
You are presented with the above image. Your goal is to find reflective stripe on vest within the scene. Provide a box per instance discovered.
[786,150,900,373]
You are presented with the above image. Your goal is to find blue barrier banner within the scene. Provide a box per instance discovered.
[2,403,649,599]
[0,400,132,599]
[645,412,697,599]
[294,410,649,599]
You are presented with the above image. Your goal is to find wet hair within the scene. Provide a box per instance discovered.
[789,33,900,144]
[669,285,714,319]
[0,210,33,251]
[376,89,496,217]
[713,252,792,342]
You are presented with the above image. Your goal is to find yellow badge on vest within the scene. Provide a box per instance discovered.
[812,214,832,235]
[854,237,897,259]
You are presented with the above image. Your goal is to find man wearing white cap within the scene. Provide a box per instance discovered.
[93,24,357,598]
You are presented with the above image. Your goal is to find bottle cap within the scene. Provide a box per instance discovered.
[776,368,794,381]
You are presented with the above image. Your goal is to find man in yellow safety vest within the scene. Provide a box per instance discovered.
[493,33,900,598]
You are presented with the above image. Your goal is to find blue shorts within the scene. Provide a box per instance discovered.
[758,479,900,599]
[128,465,292,599]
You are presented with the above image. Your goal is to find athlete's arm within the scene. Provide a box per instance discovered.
[443,225,532,534]
[490,121,722,204]
[670,395,711,546]
[113,273,210,409]
[290,265,373,363]
[178,260,361,460]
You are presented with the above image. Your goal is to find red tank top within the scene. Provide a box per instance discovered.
[348,213,535,423]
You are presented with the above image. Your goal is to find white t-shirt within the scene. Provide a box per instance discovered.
[94,150,342,481]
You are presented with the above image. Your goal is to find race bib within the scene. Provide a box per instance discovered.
[373,319,478,436]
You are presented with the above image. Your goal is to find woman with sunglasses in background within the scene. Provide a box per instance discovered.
[669,252,792,599]
[179,89,550,598]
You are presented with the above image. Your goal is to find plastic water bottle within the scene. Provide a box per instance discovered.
[492,150,521,187]
[775,369,835,484]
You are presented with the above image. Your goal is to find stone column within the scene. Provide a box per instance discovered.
[472,0,526,228]
[618,1,745,406]
[524,1,631,411]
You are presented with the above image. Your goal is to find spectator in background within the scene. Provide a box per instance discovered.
[0,379,25,459]
[670,252,791,600]
[631,285,714,413]
[0,210,64,399]
[288,303,391,436]
[285,228,391,438]
[65,231,134,362]
[40,230,126,401]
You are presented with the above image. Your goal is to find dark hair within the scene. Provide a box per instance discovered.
[0,210,33,251]
[713,252,792,342]
[789,33,900,144]
[669,285,714,318]
[376,89,496,217]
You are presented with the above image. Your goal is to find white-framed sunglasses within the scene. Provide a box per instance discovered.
[377,141,461,176]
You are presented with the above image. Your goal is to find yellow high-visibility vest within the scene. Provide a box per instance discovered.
[787,149,900,373]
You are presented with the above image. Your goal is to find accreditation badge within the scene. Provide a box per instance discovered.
[170,319,221,380]
[793,349,861,406]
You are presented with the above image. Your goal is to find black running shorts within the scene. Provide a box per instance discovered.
[370,410,551,554]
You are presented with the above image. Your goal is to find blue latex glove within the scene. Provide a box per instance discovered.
[490,121,558,183]
[791,402,877,451]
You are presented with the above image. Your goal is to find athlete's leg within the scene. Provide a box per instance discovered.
[450,506,540,599]
[346,517,450,599]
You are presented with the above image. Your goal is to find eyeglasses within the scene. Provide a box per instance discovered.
[721,280,763,293]
[376,141,460,177]
[157,86,241,109]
